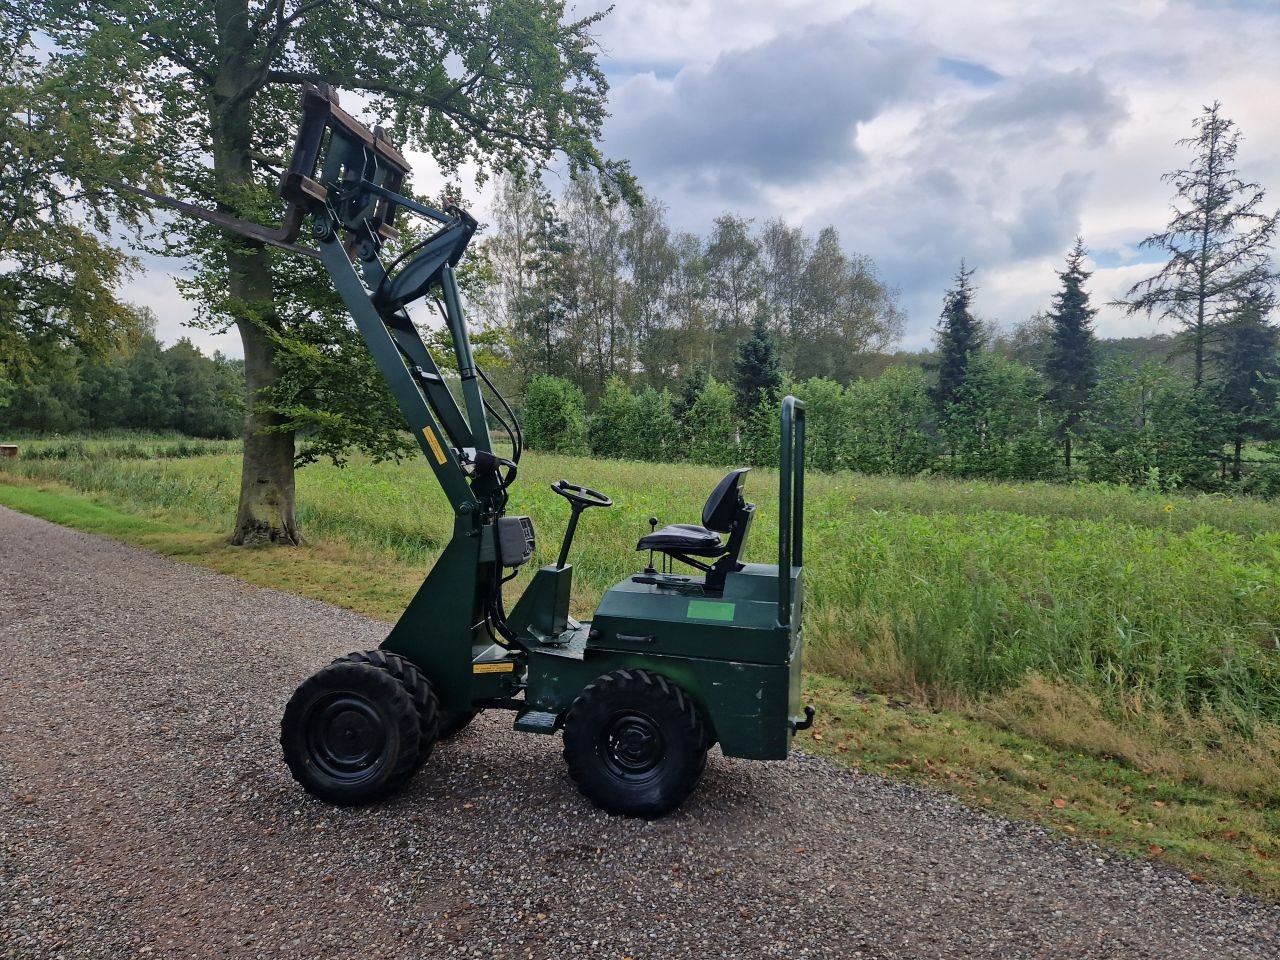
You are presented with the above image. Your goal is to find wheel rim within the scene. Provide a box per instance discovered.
[306,693,388,782]
[601,711,665,781]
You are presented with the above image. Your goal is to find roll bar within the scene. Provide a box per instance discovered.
[777,395,805,627]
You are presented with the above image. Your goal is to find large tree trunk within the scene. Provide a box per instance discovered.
[232,312,300,545]
[212,0,300,545]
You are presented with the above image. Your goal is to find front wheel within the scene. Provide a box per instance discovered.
[280,661,422,805]
[331,650,440,768]
[563,668,708,819]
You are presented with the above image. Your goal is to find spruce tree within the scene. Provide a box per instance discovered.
[1121,102,1279,387]
[932,262,983,412]
[1044,238,1099,471]
[732,318,781,416]
[1212,288,1279,481]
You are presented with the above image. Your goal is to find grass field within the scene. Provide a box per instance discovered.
[3,435,1279,896]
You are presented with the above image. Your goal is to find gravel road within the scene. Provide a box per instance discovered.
[1,505,1278,959]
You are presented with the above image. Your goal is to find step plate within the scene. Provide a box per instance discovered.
[513,710,560,734]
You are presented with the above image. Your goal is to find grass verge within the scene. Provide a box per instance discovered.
[3,478,1278,899]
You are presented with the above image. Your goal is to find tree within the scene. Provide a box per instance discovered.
[731,318,781,416]
[991,312,1054,371]
[620,201,678,386]
[0,12,143,378]
[1044,238,1099,471]
[932,262,983,413]
[794,227,903,381]
[504,179,578,382]
[704,215,761,374]
[561,174,625,393]
[39,0,635,544]
[124,336,179,430]
[1121,102,1279,387]
[758,219,809,348]
[1212,288,1279,481]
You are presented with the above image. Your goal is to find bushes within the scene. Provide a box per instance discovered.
[587,377,633,459]
[1083,360,1219,491]
[531,358,1279,499]
[845,366,936,475]
[940,354,1059,481]
[523,375,588,454]
[687,378,738,465]
[626,387,681,462]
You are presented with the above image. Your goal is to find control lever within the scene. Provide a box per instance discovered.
[645,516,658,575]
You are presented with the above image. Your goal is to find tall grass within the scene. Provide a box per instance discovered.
[4,440,1279,723]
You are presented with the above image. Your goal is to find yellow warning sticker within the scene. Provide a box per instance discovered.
[422,425,447,465]
[473,661,515,674]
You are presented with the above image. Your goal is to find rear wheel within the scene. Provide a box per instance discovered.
[280,661,421,805]
[563,668,708,819]
[332,650,440,768]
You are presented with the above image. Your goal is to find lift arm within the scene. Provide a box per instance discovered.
[119,82,505,518]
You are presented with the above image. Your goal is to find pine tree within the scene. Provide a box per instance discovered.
[932,262,983,412]
[732,318,781,416]
[1212,288,1279,481]
[1121,102,1279,387]
[1044,238,1099,471]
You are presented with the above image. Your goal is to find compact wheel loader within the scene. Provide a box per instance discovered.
[130,84,813,818]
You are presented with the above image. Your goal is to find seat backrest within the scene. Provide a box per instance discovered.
[702,468,751,533]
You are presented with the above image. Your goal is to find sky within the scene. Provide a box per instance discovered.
[130,0,1280,356]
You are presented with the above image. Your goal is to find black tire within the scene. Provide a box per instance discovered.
[280,661,421,805]
[563,668,708,819]
[332,650,441,769]
[437,709,480,741]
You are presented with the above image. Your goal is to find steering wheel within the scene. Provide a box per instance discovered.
[551,479,613,509]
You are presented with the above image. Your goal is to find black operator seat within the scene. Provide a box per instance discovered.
[637,468,756,591]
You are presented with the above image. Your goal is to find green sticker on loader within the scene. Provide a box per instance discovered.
[687,599,736,622]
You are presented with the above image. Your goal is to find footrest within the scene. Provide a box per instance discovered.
[513,709,560,734]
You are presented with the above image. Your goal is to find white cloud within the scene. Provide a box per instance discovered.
[585,0,1280,347]
[122,0,1280,355]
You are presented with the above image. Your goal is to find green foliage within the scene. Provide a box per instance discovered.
[523,375,588,454]
[687,377,738,465]
[0,325,244,438]
[932,262,984,412]
[0,12,146,374]
[790,377,850,472]
[941,354,1059,480]
[33,0,636,500]
[588,377,634,459]
[1212,288,1279,480]
[845,366,937,475]
[1122,102,1279,386]
[624,387,681,462]
[1044,239,1099,468]
[732,318,781,415]
[483,180,904,394]
[1084,360,1219,491]
[740,386,783,468]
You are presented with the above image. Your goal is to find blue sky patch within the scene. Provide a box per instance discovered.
[936,57,1002,87]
